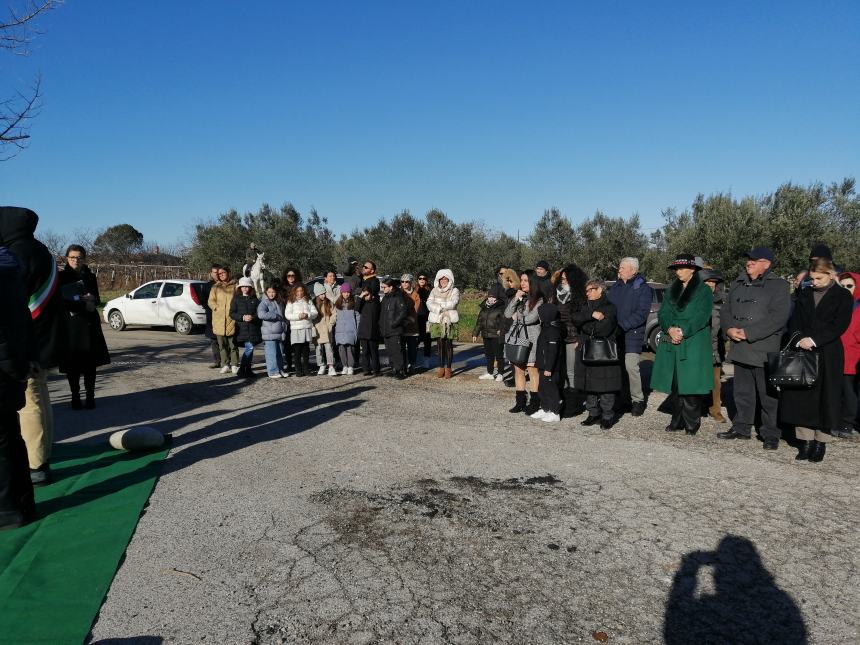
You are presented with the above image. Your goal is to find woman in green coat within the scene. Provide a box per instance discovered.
[651,253,713,435]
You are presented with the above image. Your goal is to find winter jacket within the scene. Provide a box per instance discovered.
[230,294,263,344]
[504,294,542,348]
[607,274,652,354]
[556,293,584,344]
[380,290,408,338]
[535,304,564,375]
[417,285,431,322]
[334,304,360,345]
[570,295,621,393]
[208,280,237,336]
[652,274,713,395]
[58,265,110,371]
[710,288,725,366]
[313,301,337,344]
[0,206,67,369]
[201,279,216,339]
[0,246,34,411]
[473,296,506,338]
[401,289,420,335]
[257,297,286,341]
[284,298,319,334]
[721,269,790,366]
[356,293,381,341]
[323,282,340,304]
[779,282,852,431]
[427,269,460,325]
[839,273,860,375]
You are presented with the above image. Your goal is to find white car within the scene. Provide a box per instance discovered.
[103,279,207,335]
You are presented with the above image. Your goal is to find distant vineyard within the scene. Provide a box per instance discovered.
[88,264,207,292]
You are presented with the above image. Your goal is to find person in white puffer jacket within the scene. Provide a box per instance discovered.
[427,268,460,379]
[284,284,318,377]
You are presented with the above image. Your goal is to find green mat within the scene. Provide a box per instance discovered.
[0,441,169,644]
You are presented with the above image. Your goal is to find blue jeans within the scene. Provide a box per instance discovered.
[240,341,254,369]
[263,340,283,376]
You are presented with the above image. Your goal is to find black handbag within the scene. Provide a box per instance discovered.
[767,333,819,390]
[504,320,532,365]
[582,333,619,364]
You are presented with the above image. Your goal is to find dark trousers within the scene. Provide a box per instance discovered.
[667,373,703,432]
[385,335,405,373]
[840,374,858,429]
[291,342,310,376]
[400,336,418,368]
[437,338,454,369]
[539,373,561,414]
[66,366,96,396]
[209,337,220,364]
[482,337,503,374]
[360,340,380,374]
[585,392,616,420]
[283,337,293,371]
[732,362,780,440]
[0,407,35,519]
[418,317,432,357]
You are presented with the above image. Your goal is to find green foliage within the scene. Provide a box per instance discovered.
[93,224,144,259]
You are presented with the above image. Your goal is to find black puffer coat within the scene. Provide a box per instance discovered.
[356,294,381,341]
[571,295,621,393]
[0,246,34,411]
[380,290,408,337]
[59,264,111,371]
[230,294,263,344]
[0,207,67,369]
[535,304,564,378]
[473,297,506,338]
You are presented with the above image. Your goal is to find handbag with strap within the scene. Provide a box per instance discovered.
[504,319,532,365]
[582,332,619,364]
[767,332,819,390]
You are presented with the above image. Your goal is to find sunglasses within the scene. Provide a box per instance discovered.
[286,273,296,278]
[400,280,410,283]
[842,283,856,289]
[67,255,83,260]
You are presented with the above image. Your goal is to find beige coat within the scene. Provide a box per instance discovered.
[208,280,237,336]
[314,305,337,344]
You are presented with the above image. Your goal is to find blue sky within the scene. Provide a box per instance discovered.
[1,0,858,246]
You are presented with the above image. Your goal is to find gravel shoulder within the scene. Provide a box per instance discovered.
[59,329,859,644]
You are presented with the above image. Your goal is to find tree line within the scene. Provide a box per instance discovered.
[183,178,860,289]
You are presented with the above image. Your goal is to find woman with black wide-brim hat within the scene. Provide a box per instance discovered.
[651,253,713,434]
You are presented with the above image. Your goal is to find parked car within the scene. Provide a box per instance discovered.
[604,280,667,352]
[103,279,207,335]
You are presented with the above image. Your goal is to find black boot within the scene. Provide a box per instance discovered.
[808,440,827,463]
[562,388,585,418]
[795,440,813,461]
[509,390,527,413]
[84,391,96,409]
[681,395,701,435]
[665,399,684,431]
[71,391,83,410]
[524,393,541,417]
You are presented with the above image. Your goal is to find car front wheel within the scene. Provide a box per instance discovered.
[108,310,126,331]
[648,327,662,352]
[174,312,193,335]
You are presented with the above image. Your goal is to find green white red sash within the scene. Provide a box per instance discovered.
[29,259,58,319]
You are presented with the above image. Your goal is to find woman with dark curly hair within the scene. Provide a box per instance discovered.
[555,263,589,416]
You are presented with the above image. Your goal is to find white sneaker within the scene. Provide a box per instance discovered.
[494,373,504,382]
[346,366,354,375]
[541,412,561,423]
[219,365,230,374]
[268,373,283,379]
[530,409,549,420]
[328,366,337,376]
[231,366,240,375]
[280,370,291,378]
[478,373,495,380]
[317,365,327,375]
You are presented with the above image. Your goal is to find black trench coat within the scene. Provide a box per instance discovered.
[59,265,110,372]
[570,296,622,393]
[778,284,852,431]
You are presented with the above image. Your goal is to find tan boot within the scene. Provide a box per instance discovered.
[444,367,453,379]
[438,367,446,378]
[709,365,726,422]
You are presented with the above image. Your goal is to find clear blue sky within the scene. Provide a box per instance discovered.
[2,0,858,246]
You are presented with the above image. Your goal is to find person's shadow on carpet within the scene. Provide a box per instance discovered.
[663,534,807,644]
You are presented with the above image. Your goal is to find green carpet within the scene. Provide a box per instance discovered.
[0,441,169,645]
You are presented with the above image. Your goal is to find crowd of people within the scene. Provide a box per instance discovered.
[2,203,858,532]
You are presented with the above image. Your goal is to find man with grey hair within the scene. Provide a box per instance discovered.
[607,257,653,416]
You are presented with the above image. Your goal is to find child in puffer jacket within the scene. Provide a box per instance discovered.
[284,284,318,377]
[334,283,360,375]
[312,282,338,376]
[257,286,288,378]
[472,290,507,381]
[229,277,263,378]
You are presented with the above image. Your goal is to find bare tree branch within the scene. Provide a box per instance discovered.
[0,1,59,53]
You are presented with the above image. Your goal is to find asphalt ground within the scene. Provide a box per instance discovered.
[47,327,859,644]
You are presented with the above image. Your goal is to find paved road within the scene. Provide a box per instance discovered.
[54,328,858,644]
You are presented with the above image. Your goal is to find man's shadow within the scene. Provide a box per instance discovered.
[664,534,807,644]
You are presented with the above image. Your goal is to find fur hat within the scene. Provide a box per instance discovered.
[238,277,254,289]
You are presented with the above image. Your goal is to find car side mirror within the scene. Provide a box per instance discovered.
[126,293,132,299]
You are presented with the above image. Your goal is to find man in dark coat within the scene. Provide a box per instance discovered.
[380,279,408,379]
[0,206,66,486]
[607,257,653,416]
[718,247,791,449]
[356,261,382,375]
[0,245,37,530]
[201,264,222,368]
